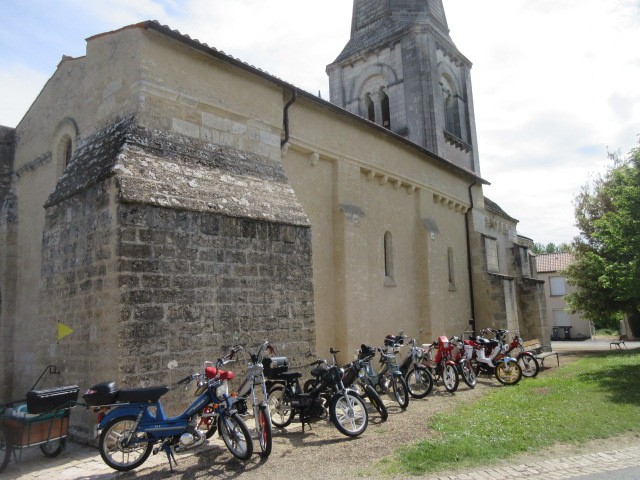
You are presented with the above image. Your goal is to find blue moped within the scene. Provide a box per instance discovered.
[84,352,252,472]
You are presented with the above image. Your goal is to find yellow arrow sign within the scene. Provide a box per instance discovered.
[57,322,73,341]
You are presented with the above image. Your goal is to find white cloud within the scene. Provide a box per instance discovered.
[1,0,638,246]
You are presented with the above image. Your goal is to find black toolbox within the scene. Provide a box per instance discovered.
[26,385,80,414]
[262,357,289,377]
[83,381,119,407]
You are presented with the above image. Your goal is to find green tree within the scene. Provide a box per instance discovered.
[531,242,572,254]
[565,145,640,333]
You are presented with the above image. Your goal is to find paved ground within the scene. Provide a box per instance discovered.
[2,339,639,479]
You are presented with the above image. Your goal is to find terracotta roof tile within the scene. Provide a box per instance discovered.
[536,252,575,273]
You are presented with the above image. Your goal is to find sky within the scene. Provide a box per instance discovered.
[1,0,639,245]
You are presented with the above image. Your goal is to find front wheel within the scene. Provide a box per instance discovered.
[256,405,272,458]
[40,438,66,457]
[0,424,11,474]
[518,354,540,378]
[442,364,459,393]
[219,412,253,461]
[390,374,410,409]
[406,366,434,399]
[267,385,295,428]
[459,360,477,388]
[495,360,523,385]
[329,392,368,437]
[363,384,388,421]
[99,416,153,472]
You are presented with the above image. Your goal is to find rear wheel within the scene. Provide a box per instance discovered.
[256,405,272,458]
[459,360,477,388]
[99,416,153,472]
[406,366,433,399]
[40,437,66,457]
[219,412,253,460]
[518,354,540,378]
[267,385,294,428]
[390,374,410,409]
[363,384,388,420]
[0,424,11,474]
[442,364,459,393]
[495,360,523,385]
[329,393,368,437]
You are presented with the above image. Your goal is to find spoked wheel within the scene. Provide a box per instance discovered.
[495,360,523,385]
[99,416,153,472]
[219,412,253,460]
[363,384,388,421]
[267,385,295,428]
[329,392,368,437]
[406,366,434,399]
[442,364,459,393]
[459,360,477,388]
[390,374,410,409]
[40,437,66,457]
[518,354,540,378]
[256,405,272,458]
[0,424,11,474]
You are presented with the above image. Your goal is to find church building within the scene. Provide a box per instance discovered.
[0,1,548,440]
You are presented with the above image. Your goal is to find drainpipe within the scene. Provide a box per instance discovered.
[466,180,477,337]
[281,89,298,148]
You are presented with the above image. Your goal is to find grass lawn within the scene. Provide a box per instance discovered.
[378,350,640,476]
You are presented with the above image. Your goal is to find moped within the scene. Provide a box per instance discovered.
[197,342,274,457]
[466,328,523,385]
[397,335,434,399]
[502,330,540,378]
[358,335,410,409]
[450,335,478,388]
[423,336,459,393]
[266,350,368,437]
[84,355,252,472]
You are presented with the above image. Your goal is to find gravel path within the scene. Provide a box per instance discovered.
[117,355,586,480]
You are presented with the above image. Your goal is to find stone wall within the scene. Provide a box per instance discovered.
[0,126,16,400]
[116,203,315,416]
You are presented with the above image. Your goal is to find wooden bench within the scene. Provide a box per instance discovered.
[522,339,560,367]
[610,335,628,349]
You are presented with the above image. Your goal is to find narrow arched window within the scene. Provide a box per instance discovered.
[381,90,391,130]
[384,231,395,286]
[441,75,461,138]
[448,247,456,290]
[366,93,375,122]
[63,136,73,167]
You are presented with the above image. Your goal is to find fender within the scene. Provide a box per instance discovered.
[518,351,536,359]
[501,356,518,364]
[444,359,457,367]
[343,387,363,398]
[98,404,156,430]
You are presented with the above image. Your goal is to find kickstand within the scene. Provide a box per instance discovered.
[163,444,178,472]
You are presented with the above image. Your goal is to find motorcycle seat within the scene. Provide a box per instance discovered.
[118,386,170,403]
[269,371,302,381]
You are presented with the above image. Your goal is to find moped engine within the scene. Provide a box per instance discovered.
[174,424,206,453]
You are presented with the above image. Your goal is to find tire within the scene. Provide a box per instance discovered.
[518,354,540,378]
[459,360,477,388]
[40,437,66,457]
[267,385,294,428]
[99,416,153,472]
[363,384,388,421]
[406,366,434,399]
[256,405,272,458]
[442,364,459,393]
[219,412,253,461]
[0,424,11,474]
[329,393,368,437]
[495,360,523,385]
[390,374,410,409]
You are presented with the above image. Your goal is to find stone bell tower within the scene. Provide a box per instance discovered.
[327,0,480,174]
